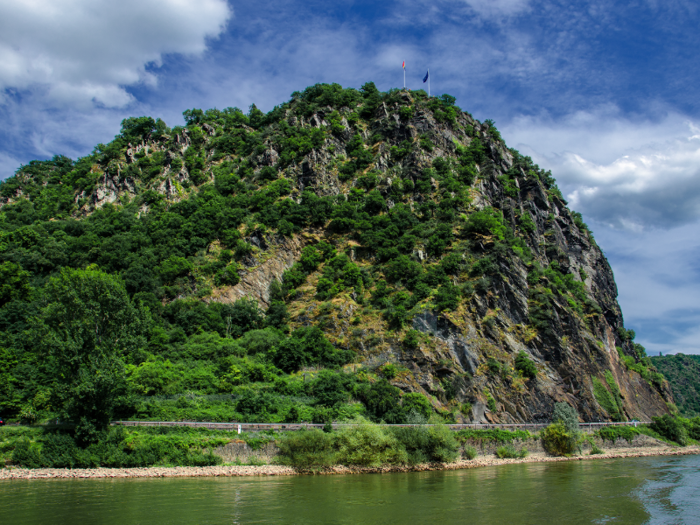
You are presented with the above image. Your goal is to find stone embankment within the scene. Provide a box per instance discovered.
[2,445,698,481]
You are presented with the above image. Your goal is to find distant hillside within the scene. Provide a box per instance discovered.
[0,82,672,427]
[650,354,700,416]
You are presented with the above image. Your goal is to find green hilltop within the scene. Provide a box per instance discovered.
[0,82,673,438]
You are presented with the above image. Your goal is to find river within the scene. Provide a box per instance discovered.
[3,455,700,524]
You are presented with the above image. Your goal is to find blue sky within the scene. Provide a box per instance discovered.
[1,0,700,355]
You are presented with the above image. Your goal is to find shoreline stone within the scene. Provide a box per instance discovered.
[2,445,698,481]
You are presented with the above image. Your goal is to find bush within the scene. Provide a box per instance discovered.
[552,402,579,433]
[334,418,407,467]
[10,428,225,468]
[651,415,688,446]
[455,428,531,443]
[389,421,459,464]
[588,440,604,455]
[463,445,477,460]
[514,351,537,379]
[276,429,334,470]
[596,425,639,443]
[496,445,528,459]
[541,422,578,456]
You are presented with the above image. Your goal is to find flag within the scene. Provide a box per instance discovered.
[402,61,405,69]
[423,71,429,83]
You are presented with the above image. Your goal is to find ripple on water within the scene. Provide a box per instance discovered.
[2,456,700,525]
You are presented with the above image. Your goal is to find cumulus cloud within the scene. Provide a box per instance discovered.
[0,0,231,108]
[503,109,700,230]
[593,222,700,354]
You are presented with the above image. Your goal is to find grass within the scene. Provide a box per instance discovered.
[495,445,529,459]
[596,425,640,443]
[455,428,532,444]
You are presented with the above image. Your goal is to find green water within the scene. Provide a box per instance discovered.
[2,455,700,524]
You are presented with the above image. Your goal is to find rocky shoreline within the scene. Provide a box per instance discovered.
[1,445,698,481]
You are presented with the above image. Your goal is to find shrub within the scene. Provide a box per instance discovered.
[403,329,420,349]
[597,425,639,443]
[276,429,334,470]
[552,402,579,433]
[588,440,604,455]
[10,428,225,468]
[390,422,459,464]
[651,415,688,446]
[514,351,537,379]
[455,428,531,443]
[463,445,477,460]
[401,393,433,421]
[541,422,578,456]
[463,208,506,240]
[496,445,528,459]
[334,418,407,467]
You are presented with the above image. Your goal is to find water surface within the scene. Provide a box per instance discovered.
[3,455,700,524]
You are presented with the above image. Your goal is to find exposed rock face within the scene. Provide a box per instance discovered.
[230,94,672,424]
[2,87,670,425]
[210,234,304,308]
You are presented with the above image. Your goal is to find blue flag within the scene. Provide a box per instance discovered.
[423,71,429,83]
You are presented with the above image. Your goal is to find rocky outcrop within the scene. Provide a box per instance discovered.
[210,233,304,308]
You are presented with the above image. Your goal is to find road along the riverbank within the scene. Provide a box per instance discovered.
[1,445,698,480]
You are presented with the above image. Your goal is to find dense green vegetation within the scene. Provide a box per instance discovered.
[277,417,460,469]
[541,402,581,456]
[0,82,572,434]
[0,81,668,467]
[0,425,227,468]
[651,354,700,416]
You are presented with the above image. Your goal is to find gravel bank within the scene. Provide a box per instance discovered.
[2,446,698,480]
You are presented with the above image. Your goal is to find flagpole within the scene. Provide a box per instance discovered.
[428,68,430,97]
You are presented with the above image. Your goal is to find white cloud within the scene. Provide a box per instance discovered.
[0,0,231,108]
[593,221,700,354]
[503,108,700,229]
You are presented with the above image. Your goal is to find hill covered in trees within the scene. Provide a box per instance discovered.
[651,354,700,416]
[0,82,673,437]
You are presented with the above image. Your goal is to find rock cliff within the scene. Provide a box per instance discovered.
[0,83,672,423]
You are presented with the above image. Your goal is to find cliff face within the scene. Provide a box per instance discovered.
[0,84,672,423]
[194,90,671,423]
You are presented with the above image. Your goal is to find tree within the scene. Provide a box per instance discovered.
[35,268,147,443]
[0,261,32,307]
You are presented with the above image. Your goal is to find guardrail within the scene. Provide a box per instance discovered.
[112,420,651,432]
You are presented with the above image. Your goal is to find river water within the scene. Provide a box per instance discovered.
[3,455,700,524]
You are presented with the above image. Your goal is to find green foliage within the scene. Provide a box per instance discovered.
[0,262,32,307]
[596,425,640,443]
[34,268,147,443]
[496,445,528,459]
[391,423,459,464]
[552,402,579,434]
[541,422,578,456]
[514,351,537,379]
[7,426,224,468]
[463,445,478,460]
[276,429,334,469]
[485,390,497,412]
[272,326,351,372]
[650,354,700,416]
[592,374,625,422]
[463,207,506,240]
[651,415,688,446]
[334,418,408,466]
[588,440,604,455]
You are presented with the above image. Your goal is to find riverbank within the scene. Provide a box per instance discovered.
[2,445,698,480]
